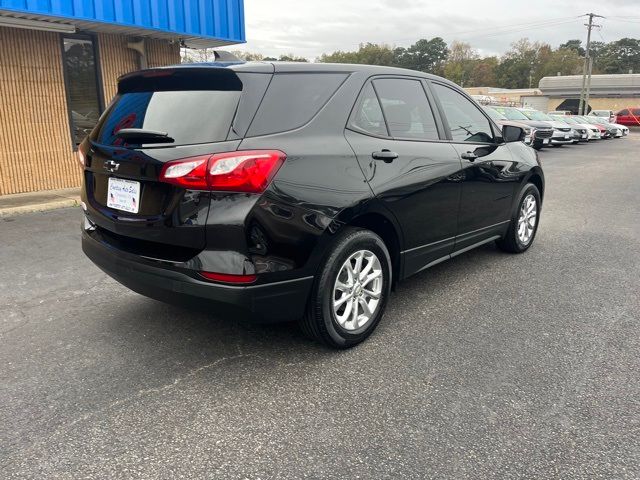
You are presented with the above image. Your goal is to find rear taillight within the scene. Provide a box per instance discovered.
[159,150,286,193]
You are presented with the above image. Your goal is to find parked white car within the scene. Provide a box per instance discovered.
[549,114,601,140]
[592,117,629,137]
[589,110,617,124]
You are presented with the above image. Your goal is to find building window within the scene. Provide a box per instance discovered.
[61,34,103,146]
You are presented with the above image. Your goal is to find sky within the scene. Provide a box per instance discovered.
[233,0,640,60]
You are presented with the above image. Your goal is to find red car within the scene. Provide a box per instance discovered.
[615,108,640,126]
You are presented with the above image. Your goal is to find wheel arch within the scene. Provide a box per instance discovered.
[526,169,545,203]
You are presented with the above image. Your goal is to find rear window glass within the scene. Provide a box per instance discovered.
[247,73,348,137]
[94,90,241,146]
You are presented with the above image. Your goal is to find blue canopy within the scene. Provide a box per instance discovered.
[0,0,245,47]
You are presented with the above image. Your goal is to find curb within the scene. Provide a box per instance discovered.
[0,198,80,217]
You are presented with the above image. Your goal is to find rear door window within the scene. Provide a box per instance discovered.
[348,83,388,136]
[247,73,348,137]
[373,78,439,140]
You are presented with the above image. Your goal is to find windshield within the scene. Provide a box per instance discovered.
[582,117,600,124]
[492,107,529,121]
[483,107,507,121]
[521,110,553,121]
[549,115,569,124]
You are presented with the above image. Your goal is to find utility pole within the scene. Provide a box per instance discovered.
[578,13,603,115]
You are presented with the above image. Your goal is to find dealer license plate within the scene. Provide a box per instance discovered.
[107,177,140,213]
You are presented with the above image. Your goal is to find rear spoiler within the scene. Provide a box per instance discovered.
[117,67,244,94]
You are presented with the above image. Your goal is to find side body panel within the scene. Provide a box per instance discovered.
[345,130,463,277]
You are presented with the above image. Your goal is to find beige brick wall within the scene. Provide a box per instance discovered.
[0,28,180,195]
[98,34,180,106]
[0,26,77,195]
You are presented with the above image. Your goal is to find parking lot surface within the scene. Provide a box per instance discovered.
[1,135,639,479]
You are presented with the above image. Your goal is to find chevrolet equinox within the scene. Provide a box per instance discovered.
[80,62,544,348]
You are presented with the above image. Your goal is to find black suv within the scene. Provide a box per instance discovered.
[80,62,544,348]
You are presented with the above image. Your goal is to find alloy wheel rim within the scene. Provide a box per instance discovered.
[332,250,383,331]
[517,194,537,245]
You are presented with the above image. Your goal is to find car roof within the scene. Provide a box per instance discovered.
[154,60,457,84]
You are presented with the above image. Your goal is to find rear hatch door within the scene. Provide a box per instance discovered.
[82,66,271,253]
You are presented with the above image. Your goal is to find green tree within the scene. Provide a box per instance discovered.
[469,56,499,87]
[442,41,478,86]
[596,38,640,74]
[393,37,448,73]
[495,39,550,88]
[538,47,583,78]
[319,43,396,65]
[559,39,585,57]
[277,54,309,62]
[230,51,265,61]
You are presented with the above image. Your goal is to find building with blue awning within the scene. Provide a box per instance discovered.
[0,0,245,194]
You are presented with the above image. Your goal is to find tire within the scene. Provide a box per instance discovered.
[496,183,541,254]
[300,227,392,349]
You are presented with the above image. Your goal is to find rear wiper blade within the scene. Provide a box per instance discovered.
[115,128,174,143]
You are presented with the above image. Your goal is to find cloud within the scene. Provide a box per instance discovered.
[235,0,640,59]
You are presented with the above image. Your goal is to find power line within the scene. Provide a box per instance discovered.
[457,19,583,41]
[386,15,583,46]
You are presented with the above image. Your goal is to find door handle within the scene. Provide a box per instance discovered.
[461,151,478,162]
[372,149,398,163]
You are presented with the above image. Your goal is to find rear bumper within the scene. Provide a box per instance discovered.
[82,228,313,323]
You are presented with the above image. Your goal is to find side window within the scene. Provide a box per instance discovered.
[431,83,494,143]
[618,109,629,115]
[633,109,640,116]
[373,78,439,140]
[247,73,348,137]
[348,83,388,136]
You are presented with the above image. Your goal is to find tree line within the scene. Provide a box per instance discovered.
[218,37,640,89]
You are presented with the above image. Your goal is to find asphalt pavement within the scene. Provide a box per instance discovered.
[1,135,639,479]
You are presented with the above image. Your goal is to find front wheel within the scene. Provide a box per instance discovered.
[300,228,392,349]
[496,183,541,253]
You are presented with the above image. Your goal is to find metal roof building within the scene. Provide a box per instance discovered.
[0,0,245,195]
[0,0,245,47]
[539,74,640,98]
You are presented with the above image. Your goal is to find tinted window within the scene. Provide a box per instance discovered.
[373,79,439,140]
[62,35,103,146]
[248,73,348,137]
[432,83,494,143]
[618,109,629,115]
[633,109,640,116]
[95,90,241,146]
[349,83,387,136]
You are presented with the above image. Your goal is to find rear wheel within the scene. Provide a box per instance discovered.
[496,183,541,253]
[300,228,392,349]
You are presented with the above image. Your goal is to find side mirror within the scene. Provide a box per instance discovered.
[502,125,525,143]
